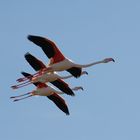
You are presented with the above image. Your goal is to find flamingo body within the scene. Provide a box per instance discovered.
[48,58,74,71]
[21,72,69,115]
[33,86,58,96]
[31,72,60,83]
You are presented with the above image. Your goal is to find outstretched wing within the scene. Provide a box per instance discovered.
[25,52,46,71]
[21,72,69,115]
[50,79,74,96]
[27,35,82,77]
[47,93,69,115]
[27,35,65,63]
[67,67,82,78]
[24,53,75,96]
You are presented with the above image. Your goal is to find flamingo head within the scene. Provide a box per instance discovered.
[103,58,115,63]
[74,86,84,91]
[82,71,88,75]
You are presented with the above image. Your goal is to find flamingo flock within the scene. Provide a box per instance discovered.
[11,35,115,115]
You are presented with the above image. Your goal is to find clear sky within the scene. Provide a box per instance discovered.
[0,0,140,140]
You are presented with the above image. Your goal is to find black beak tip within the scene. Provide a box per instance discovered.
[111,58,115,62]
[27,35,32,40]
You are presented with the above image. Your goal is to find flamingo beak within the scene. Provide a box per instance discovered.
[112,58,115,62]
[108,58,115,62]
[85,71,88,75]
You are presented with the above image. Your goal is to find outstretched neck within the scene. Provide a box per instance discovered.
[59,74,73,80]
[75,60,104,68]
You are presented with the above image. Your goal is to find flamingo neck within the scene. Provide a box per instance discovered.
[81,71,87,75]
[75,60,104,68]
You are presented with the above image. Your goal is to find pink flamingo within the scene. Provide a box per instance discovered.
[12,71,87,89]
[10,80,83,115]
[26,35,115,78]
[21,72,70,115]
[10,84,83,102]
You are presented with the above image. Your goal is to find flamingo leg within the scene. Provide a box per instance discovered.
[12,95,33,102]
[10,92,31,99]
[16,72,41,82]
[16,77,31,82]
[17,68,51,83]
[31,67,52,77]
[11,81,31,89]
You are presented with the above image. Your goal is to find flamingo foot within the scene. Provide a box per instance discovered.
[11,85,18,89]
[10,96,16,99]
[13,99,19,102]
[16,78,26,82]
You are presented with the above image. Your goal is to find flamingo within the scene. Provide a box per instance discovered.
[25,35,115,78]
[15,72,70,115]
[12,71,87,89]
[10,85,83,102]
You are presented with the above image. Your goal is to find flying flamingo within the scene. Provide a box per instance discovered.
[15,72,70,115]
[12,71,87,89]
[24,35,115,78]
[15,53,87,96]
[10,84,83,102]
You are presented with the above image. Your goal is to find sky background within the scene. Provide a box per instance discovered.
[0,0,140,139]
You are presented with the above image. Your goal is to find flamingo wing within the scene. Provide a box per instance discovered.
[66,67,82,78]
[25,52,46,71]
[50,79,75,96]
[24,53,75,96]
[21,72,69,115]
[27,35,82,77]
[27,35,65,63]
[21,72,41,86]
[47,93,69,115]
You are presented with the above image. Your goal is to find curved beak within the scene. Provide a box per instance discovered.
[85,71,88,75]
[112,58,115,62]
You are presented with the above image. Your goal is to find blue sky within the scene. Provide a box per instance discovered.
[0,0,140,140]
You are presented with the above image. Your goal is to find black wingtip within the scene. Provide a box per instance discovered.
[21,71,31,77]
[66,112,70,115]
[21,71,26,75]
[24,52,30,56]
[71,93,75,96]
[27,35,33,41]
[65,89,75,96]
[27,35,43,42]
[27,35,40,43]
[65,108,70,115]
[24,52,34,60]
